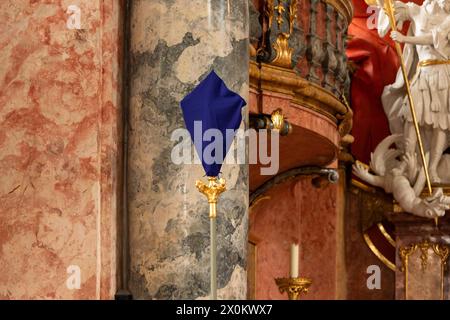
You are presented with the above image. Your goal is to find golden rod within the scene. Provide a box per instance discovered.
[382,0,437,226]
[383,0,431,196]
[394,40,433,196]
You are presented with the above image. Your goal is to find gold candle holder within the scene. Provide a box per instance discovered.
[275,277,312,300]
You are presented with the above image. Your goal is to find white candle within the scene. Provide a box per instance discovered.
[290,243,299,278]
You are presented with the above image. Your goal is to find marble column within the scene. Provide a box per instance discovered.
[0,0,122,299]
[127,0,249,299]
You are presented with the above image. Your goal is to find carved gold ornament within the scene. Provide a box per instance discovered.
[195,177,226,218]
[363,232,396,271]
[270,108,285,131]
[271,0,298,68]
[273,34,294,69]
[275,277,312,300]
[274,0,286,30]
[399,240,449,300]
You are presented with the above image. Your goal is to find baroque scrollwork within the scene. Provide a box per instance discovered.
[275,277,312,300]
[257,0,299,68]
[399,240,449,299]
[399,243,417,273]
[253,0,352,97]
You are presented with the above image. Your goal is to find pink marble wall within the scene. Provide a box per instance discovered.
[249,89,339,147]
[250,179,300,300]
[250,176,339,300]
[0,0,123,299]
[296,177,338,300]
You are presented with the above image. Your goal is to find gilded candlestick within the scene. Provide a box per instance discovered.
[275,277,312,300]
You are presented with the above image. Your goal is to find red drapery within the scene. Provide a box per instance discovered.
[347,0,423,163]
[347,0,424,269]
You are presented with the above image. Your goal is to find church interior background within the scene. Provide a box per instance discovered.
[1,0,450,300]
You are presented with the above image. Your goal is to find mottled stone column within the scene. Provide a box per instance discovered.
[127,0,249,299]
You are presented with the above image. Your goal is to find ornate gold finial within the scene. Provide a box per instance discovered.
[271,0,297,68]
[274,0,286,29]
[195,177,226,218]
[272,34,294,68]
[271,108,285,131]
[418,240,431,271]
[432,244,449,271]
[275,277,312,300]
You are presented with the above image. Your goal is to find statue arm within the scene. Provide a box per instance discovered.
[352,163,385,188]
[391,16,449,47]
[365,175,385,188]
[376,1,411,38]
[391,31,433,46]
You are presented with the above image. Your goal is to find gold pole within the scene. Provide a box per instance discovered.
[383,0,432,195]
[196,176,226,300]
[382,0,437,225]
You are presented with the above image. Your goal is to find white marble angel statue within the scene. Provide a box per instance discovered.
[353,0,450,218]
[378,0,450,185]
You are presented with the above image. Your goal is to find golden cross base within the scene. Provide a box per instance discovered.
[195,176,226,219]
[275,277,312,300]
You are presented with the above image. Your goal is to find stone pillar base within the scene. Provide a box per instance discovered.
[387,213,450,300]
